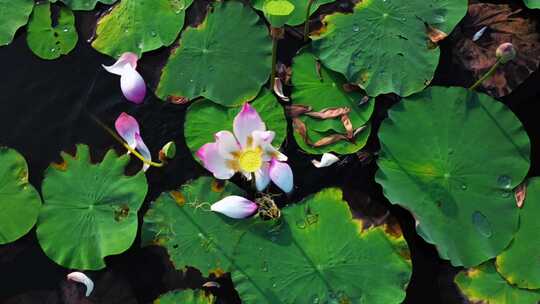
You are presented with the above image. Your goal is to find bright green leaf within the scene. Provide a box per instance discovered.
[231,188,412,304]
[91,0,193,58]
[291,49,374,154]
[37,145,148,270]
[50,0,116,11]
[26,2,78,60]
[455,262,540,304]
[143,178,412,304]
[156,1,272,106]
[252,0,334,26]
[184,89,287,160]
[376,86,530,267]
[153,289,215,304]
[262,0,295,28]
[0,147,41,244]
[523,0,540,9]
[311,0,467,97]
[0,0,34,46]
[496,177,540,289]
[142,176,247,275]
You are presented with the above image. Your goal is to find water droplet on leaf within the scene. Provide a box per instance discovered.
[472,211,492,238]
[497,175,512,189]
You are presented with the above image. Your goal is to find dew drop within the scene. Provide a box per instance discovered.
[50,48,56,52]
[262,261,268,272]
[312,297,320,304]
[63,27,69,32]
[497,175,512,189]
[472,211,492,238]
[352,24,360,32]
[500,190,511,198]
[272,283,277,288]
[151,31,157,37]
[460,184,467,190]
[124,29,129,33]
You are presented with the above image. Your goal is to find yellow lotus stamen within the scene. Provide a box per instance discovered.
[238,148,263,172]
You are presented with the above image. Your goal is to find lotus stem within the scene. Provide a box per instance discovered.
[304,0,315,42]
[90,114,164,168]
[468,58,502,91]
[270,27,284,89]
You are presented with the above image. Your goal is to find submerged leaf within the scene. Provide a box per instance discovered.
[50,0,116,11]
[252,0,334,26]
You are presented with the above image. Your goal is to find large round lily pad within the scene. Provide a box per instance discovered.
[37,145,148,270]
[311,0,467,97]
[184,89,287,161]
[232,188,411,304]
[495,177,540,289]
[26,2,78,60]
[0,0,33,46]
[252,0,334,26]
[91,0,193,58]
[0,147,41,244]
[455,262,540,304]
[291,49,374,154]
[50,0,116,11]
[155,1,272,106]
[376,86,530,267]
[143,177,411,304]
[142,176,247,275]
[153,290,215,304]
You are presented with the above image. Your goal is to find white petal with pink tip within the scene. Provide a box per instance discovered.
[211,195,258,219]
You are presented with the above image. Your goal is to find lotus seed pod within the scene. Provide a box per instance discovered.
[496,43,516,63]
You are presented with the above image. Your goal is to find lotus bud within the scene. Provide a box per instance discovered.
[496,43,516,64]
[159,141,176,161]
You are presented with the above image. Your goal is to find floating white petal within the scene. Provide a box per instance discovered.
[67,272,94,297]
[312,153,340,168]
[211,195,258,219]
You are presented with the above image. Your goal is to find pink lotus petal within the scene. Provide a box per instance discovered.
[196,143,235,180]
[115,112,139,149]
[252,130,287,162]
[233,103,265,149]
[269,159,293,193]
[67,272,94,297]
[135,133,151,171]
[215,131,240,160]
[255,162,271,191]
[102,52,138,75]
[120,65,146,104]
[211,195,258,219]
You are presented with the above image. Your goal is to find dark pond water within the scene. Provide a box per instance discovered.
[1,3,540,304]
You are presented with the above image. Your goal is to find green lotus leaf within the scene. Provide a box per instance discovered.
[311,0,467,97]
[50,0,116,11]
[156,1,272,106]
[252,0,334,26]
[376,86,530,267]
[524,0,540,9]
[291,49,374,155]
[455,262,540,304]
[153,289,215,304]
[184,89,287,161]
[91,0,193,58]
[26,2,78,60]
[141,176,248,275]
[0,0,33,46]
[231,188,411,304]
[495,177,540,289]
[0,147,41,244]
[37,145,148,270]
[143,178,411,304]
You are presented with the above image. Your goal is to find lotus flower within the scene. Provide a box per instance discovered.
[211,195,258,219]
[197,103,293,193]
[115,112,152,171]
[102,52,146,104]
